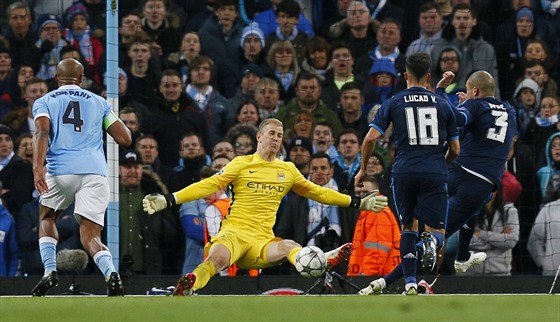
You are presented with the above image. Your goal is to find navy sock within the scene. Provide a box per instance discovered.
[432,231,445,249]
[384,263,404,286]
[457,217,476,261]
[400,231,418,285]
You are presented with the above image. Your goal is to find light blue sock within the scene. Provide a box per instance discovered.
[93,250,116,280]
[39,237,58,274]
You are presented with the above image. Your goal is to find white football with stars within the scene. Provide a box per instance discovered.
[295,246,327,278]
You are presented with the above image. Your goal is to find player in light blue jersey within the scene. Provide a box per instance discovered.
[31,58,132,296]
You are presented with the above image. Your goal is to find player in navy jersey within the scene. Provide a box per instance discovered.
[358,70,517,295]
[443,70,517,273]
[355,52,460,295]
[31,58,132,296]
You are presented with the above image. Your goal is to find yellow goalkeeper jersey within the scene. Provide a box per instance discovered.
[174,153,352,238]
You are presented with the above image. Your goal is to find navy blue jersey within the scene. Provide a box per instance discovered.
[454,97,517,189]
[370,86,458,176]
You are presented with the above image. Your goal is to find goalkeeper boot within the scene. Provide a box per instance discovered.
[173,273,196,296]
[420,231,437,271]
[358,278,386,295]
[107,272,125,296]
[454,251,487,273]
[325,243,353,270]
[32,271,58,296]
[417,279,435,294]
[403,284,418,296]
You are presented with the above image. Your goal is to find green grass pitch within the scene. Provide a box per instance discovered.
[1,295,558,322]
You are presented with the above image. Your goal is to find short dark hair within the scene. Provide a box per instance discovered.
[304,36,330,61]
[452,3,477,19]
[215,0,239,9]
[419,1,439,14]
[336,128,360,145]
[329,41,354,60]
[180,132,204,149]
[276,0,300,18]
[340,81,362,94]
[200,165,218,179]
[295,72,321,87]
[311,151,332,166]
[406,52,432,81]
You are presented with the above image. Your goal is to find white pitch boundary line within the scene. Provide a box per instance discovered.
[0,293,557,298]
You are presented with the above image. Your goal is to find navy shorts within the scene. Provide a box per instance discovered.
[392,175,448,229]
[445,164,493,237]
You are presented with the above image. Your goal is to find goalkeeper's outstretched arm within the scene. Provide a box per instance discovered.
[142,177,224,214]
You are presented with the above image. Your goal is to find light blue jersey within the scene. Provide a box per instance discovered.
[32,85,111,176]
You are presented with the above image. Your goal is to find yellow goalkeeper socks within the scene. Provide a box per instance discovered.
[288,247,302,265]
[192,261,216,291]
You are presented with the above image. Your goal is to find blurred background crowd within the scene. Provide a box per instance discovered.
[0,0,558,279]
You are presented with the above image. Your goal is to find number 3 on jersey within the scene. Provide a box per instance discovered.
[405,107,439,145]
[63,101,84,132]
[486,110,508,143]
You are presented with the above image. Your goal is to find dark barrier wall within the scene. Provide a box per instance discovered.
[1,275,557,296]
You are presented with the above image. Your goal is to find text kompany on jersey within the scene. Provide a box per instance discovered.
[32,85,112,176]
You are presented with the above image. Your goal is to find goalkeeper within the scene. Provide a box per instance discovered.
[143,118,388,296]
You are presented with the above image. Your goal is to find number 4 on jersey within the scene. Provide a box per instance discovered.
[63,101,84,132]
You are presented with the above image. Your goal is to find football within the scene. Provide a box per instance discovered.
[294,246,327,278]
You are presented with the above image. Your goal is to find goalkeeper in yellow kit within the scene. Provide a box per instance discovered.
[143,118,388,296]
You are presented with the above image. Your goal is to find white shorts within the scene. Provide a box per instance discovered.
[40,174,109,226]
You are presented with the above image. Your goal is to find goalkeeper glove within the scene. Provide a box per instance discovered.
[349,190,388,212]
[142,193,176,214]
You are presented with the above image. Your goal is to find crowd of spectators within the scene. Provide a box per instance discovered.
[0,0,559,277]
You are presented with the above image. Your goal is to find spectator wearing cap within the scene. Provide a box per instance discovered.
[3,1,42,73]
[35,14,68,82]
[184,56,228,147]
[228,63,264,126]
[287,136,313,176]
[240,22,266,66]
[62,1,104,87]
[198,0,246,98]
[163,32,202,85]
[118,148,172,275]
[495,5,560,100]
[263,0,310,66]
[0,124,34,217]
